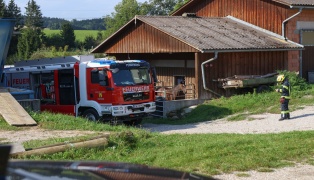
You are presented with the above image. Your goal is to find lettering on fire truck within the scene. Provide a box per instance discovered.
[122,86,149,93]
[13,78,29,85]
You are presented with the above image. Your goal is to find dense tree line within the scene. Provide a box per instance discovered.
[1,0,188,63]
[43,17,106,30]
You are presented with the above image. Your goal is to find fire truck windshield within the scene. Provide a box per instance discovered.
[112,68,151,86]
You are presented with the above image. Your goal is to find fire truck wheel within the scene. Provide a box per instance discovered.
[82,109,100,121]
[124,118,142,126]
[133,118,142,125]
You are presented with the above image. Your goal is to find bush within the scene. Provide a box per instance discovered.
[277,70,311,91]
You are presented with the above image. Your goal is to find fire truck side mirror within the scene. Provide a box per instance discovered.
[151,67,158,83]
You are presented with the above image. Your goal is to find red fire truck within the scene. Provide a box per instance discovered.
[3,55,157,125]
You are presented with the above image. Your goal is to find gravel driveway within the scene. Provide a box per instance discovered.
[142,106,314,135]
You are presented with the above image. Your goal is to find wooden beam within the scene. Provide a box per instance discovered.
[195,53,200,99]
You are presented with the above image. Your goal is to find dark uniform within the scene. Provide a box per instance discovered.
[276,75,291,120]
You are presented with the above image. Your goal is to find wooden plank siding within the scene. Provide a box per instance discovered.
[175,0,288,35]
[197,51,287,99]
[104,22,198,55]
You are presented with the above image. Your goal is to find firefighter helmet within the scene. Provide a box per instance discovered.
[277,74,285,82]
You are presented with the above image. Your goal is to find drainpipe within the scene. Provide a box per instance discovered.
[282,7,303,40]
[282,7,303,76]
[201,52,222,97]
[300,31,303,77]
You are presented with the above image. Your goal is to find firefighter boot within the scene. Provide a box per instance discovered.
[287,113,290,119]
[279,114,285,121]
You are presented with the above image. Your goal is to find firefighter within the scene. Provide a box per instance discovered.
[275,74,291,120]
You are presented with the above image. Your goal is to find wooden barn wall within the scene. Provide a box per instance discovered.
[176,0,288,35]
[104,22,198,54]
[113,53,195,61]
[302,46,314,81]
[198,51,287,99]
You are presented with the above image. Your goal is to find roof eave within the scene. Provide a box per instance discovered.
[170,0,196,16]
[201,47,304,53]
[290,5,314,9]
[272,1,314,8]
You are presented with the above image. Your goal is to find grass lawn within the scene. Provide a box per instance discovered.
[43,29,99,42]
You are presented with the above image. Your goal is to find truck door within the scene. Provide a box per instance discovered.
[57,69,76,105]
[87,68,112,103]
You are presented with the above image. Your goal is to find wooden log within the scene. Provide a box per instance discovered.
[10,135,109,158]
[24,134,110,151]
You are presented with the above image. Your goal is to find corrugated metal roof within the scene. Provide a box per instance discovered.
[273,0,314,6]
[134,15,302,52]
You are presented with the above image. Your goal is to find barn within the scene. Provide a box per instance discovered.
[91,0,312,100]
[172,0,314,83]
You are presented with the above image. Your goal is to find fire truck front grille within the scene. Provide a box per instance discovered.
[123,92,149,101]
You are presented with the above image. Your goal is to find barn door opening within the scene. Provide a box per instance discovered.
[174,75,185,100]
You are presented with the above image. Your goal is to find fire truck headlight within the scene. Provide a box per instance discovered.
[113,107,119,110]
[102,106,110,111]
[102,106,111,110]
[113,107,123,111]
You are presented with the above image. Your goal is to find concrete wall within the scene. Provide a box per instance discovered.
[161,99,205,118]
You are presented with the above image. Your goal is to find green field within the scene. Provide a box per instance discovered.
[43,29,100,42]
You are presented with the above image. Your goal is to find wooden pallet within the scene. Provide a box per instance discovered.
[0,91,37,126]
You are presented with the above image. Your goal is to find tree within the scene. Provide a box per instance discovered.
[43,33,64,48]
[16,0,43,60]
[103,0,188,39]
[60,22,76,48]
[0,0,7,17]
[173,0,189,12]
[7,0,23,29]
[17,28,41,59]
[83,35,96,50]
[104,0,143,38]
[142,0,188,16]
[6,0,23,59]
[24,0,43,29]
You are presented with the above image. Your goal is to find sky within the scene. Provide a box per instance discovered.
[6,0,146,20]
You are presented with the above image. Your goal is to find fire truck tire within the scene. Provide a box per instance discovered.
[82,109,100,121]
[124,118,142,126]
[133,118,142,125]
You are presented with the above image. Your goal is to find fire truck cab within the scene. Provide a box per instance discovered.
[4,55,157,125]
